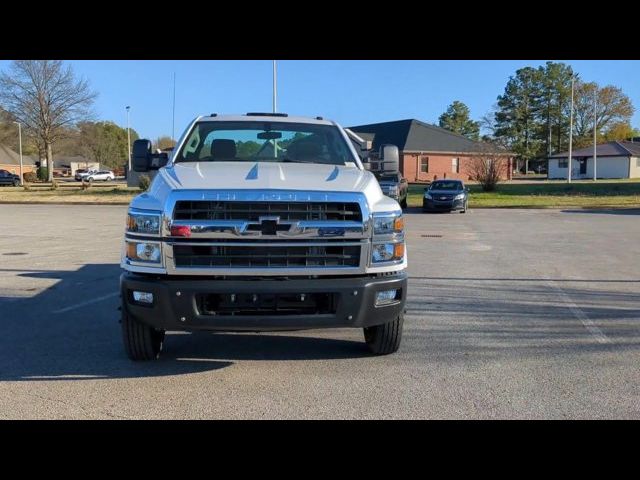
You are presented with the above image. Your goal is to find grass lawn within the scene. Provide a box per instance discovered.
[408,180,640,208]
[2,180,640,208]
[0,185,139,204]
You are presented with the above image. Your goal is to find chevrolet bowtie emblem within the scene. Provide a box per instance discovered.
[247,216,294,235]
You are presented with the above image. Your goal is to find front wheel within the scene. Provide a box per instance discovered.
[363,313,404,355]
[400,197,408,209]
[13,179,20,187]
[460,201,468,213]
[121,307,165,361]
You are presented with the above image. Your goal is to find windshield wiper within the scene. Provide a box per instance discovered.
[280,158,323,164]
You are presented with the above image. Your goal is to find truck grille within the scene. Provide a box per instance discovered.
[173,201,362,222]
[173,243,361,268]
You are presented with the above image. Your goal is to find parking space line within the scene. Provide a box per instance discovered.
[545,280,610,344]
[52,292,119,314]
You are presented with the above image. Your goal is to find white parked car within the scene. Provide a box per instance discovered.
[85,170,115,182]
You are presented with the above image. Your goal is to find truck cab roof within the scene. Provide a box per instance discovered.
[195,113,335,127]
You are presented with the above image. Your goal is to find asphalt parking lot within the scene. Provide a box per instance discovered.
[1,204,639,419]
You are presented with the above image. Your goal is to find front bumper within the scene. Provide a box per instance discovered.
[423,198,465,211]
[121,271,407,332]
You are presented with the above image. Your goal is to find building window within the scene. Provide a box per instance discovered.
[451,157,460,173]
[558,159,568,168]
[420,157,429,173]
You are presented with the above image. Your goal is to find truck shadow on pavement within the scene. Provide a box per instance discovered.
[0,264,367,382]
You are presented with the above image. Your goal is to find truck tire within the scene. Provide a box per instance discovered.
[13,179,20,187]
[400,197,407,209]
[122,308,165,361]
[363,313,404,355]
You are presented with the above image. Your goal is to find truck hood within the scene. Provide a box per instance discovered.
[130,161,401,214]
[161,161,370,192]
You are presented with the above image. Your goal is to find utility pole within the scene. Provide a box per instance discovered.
[272,60,277,113]
[593,88,597,181]
[567,77,574,183]
[126,106,131,172]
[12,122,23,186]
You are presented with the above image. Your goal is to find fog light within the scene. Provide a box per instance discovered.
[133,291,154,304]
[376,289,399,306]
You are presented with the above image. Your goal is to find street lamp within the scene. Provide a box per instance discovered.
[567,77,575,184]
[126,106,131,172]
[12,121,23,186]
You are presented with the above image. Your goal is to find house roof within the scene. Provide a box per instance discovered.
[550,141,640,158]
[52,156,93,168]
[0,144,38,166]
[349,119,504,154]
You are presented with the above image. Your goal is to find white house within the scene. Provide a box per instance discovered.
[548,141,640,180]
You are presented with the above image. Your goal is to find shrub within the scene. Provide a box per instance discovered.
[23,171,38,183]
[138,174,151,191]
[468,147,509,192]
[37,167,49,181]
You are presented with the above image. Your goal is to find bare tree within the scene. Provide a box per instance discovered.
[468,143,510,192]
[0,60,97,181]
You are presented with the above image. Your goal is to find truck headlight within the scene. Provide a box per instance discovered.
[127,211,161,235]
[372,243,405,263]
[373,213,404,235]
[126,241,162,264]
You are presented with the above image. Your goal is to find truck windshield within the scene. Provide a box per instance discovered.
[174,121,355,166]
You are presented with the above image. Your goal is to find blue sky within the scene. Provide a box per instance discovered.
[2,60,639,140]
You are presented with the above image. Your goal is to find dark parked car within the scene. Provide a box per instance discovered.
[423,179,468,213]
[376,172,409,208]
[0,169,20,187]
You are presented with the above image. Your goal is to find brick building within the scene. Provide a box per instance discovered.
[0,144,38,176]
[350,119,513,182]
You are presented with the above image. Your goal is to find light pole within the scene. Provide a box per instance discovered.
[567,77,575,184]
[126,106,131,172]
[593,88,598,181]
[12,121,23,186]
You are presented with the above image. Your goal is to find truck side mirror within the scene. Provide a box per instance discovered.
[379,144,400,174]
[132,139,169,172]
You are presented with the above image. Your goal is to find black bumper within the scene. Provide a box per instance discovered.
[423,198,465,211]
[121,272,407,332]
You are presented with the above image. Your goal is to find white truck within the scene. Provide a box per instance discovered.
[121,113,407,360]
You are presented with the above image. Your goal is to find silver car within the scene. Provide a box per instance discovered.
[85,170,115,182]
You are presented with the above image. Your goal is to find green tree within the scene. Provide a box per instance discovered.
[494,67,544,171]
[572,82,634,147]
[438,101,480,140]
[154,136,175,151]
[536,61,575,156]
[0,60,96,181]
[79,121,139,169]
